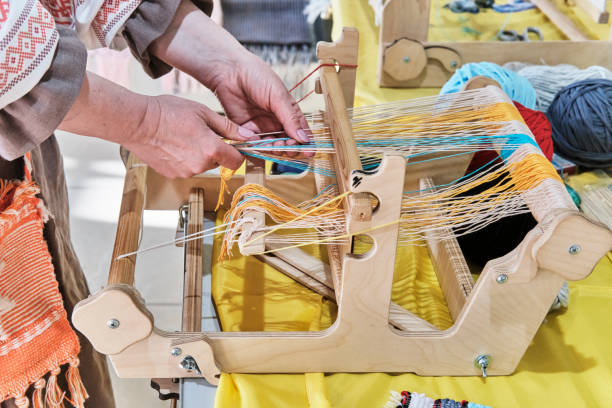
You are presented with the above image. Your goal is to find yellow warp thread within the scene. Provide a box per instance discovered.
[219,184,346,260]
[216,167,238,211]
[242,191,351,247]
[221,152,562,256]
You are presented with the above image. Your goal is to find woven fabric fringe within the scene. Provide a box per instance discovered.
[0,177,87,406]
[384,390,491,408]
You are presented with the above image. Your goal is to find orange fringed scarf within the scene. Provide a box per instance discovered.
[0,155,87,407]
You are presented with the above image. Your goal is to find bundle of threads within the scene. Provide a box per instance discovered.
[441,61,612,168]
[503,62,612,111]
[384,390,490,408]
[218,87,571,259]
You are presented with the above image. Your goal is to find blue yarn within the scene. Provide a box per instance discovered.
[547,78,612,168]
[440,62,538,109]
[493,0,536,12]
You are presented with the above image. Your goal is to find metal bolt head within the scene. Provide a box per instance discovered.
[496,274,508,284]
[170,347,182,357]
[106,318,120,329]
[474,354,490,378]
[403,56,411,63]
[569,244,581,255]
[450,60,458,68]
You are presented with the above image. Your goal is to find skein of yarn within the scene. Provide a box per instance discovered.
[504,63,612,111]
[440,62,537,109]
[547,79,612,168]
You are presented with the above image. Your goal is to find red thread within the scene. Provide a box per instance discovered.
[288,63,358,94]
[296,89,315,104]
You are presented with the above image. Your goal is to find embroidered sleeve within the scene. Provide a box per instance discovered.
[42,0,143,49]
[0,27,86,160]
[121,0,181,78]
[122,0,213,78]
[0,0,59,110]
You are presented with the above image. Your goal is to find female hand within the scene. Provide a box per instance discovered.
[124,95,255,178]
[59,73,255,179]
[150,1,312,148]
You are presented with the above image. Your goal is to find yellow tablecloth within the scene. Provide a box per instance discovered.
[212,3,612,406]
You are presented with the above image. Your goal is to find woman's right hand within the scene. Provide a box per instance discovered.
[124,95,255,178]
[59,73,256,179]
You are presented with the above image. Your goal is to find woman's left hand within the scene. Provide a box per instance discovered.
[151,1,311,146]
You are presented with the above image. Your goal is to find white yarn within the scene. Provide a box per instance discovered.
[549,281,570,311]
[304,0,332,24]
[503,62,612,111]
[408,392,434,408]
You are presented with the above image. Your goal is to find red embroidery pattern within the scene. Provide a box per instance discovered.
[41,0,141,47]
[0,1,10,25]
[0,0,57,99]
[40,0,74,25]
[92,0,140,46]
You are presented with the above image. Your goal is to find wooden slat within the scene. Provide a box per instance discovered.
[529,0,589,40]
[263,239,439,332]
[380,41,612,88]
[108,154,148,285]
[254,253,336,299]
[182,188,204,332]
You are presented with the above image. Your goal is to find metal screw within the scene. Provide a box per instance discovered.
[569,244,581,255]
[179,355,201,375]
[403,56,411,63]
[106,318,120,329]
[450,61,458,68]
[106,319,119,329]
[474,354,490,378]
[170,347,182,357]
[496,274,508,284]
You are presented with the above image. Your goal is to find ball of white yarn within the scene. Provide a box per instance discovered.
[503,63,612,111]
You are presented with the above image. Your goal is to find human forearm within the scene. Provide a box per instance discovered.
[58,72,151,145]
[58,71,248,178]
[149,0,310,143]
[149,0,247,90]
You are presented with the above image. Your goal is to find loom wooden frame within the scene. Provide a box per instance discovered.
[72,28,612,385]
[378,0,612,88]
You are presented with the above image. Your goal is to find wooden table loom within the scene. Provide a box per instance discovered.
[72,28,612,385]
[378,0,612,88]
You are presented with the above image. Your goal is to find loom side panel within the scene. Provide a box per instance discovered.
[380,41,612,88]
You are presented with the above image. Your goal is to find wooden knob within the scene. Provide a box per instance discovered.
[383,39,427,82]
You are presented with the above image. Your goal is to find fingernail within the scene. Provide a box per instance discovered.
[239,126,257,139]
[297,129,310,143]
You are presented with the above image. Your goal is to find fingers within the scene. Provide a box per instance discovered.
[210,140,244,170]
[269,89,311,144]
[203,107,259,141]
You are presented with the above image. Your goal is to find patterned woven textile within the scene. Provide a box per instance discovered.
[0,156,87,407]
[0,0,142,109]
[385,390,491,408]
